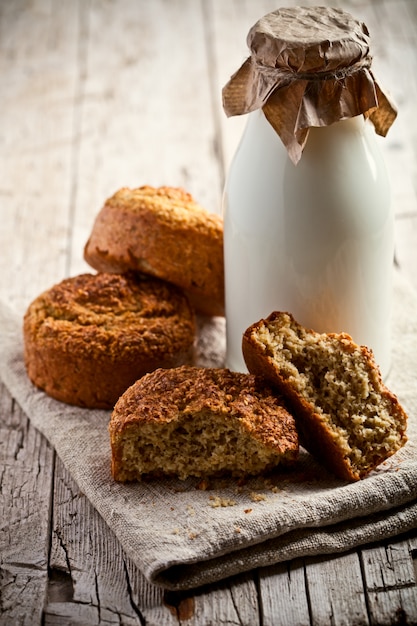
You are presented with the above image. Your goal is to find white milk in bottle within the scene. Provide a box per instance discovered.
[222,6,397,378]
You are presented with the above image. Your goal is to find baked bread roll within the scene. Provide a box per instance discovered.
[109,365,299,481]
[84,186,224,317]
[23,272,196,409]
[242,312,408,481]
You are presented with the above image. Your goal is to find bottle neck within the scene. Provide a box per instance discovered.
[247,109,371,155]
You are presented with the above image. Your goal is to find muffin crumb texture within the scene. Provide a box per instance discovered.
[109,366,299,481]
[243,312,408,481]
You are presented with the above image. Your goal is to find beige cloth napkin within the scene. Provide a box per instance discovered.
[1,271,416,591]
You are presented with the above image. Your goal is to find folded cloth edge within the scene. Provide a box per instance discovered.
[152,498,417,590]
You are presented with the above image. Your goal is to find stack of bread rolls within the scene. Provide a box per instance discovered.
[23,185,223,409]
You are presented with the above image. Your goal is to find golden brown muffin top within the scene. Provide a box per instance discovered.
[24,273,195,359]
[105,186,223,233]
[110,365,298,452]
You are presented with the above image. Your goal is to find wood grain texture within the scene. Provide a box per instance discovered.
[305,552,369,626]
[46,456,172,625]
[258,559,311,626]
[0,383,53,625]
[361,538,417,625]
[0,0,416,624]
[0,1,80,313]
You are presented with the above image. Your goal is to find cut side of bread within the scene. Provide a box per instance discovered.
[109,366,299,481]
[242,312,408,481]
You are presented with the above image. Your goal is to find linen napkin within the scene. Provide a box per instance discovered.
[0,270,416,591]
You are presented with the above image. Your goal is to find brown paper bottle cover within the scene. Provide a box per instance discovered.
[222,6,397,164]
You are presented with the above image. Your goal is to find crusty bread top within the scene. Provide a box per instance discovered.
[110,365,298,454]
[105,186,223,231]
[83,186,224,316]
[24,272,195,360]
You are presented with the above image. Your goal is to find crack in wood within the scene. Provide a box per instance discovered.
[54,527,74,583]
[358,549,373,625]
[94,567,101,624]
[367,581,417,594]
[303,560,314,626]
[4,561,47,572]
[12,428,25,462]
[229,592,248,626]
[47,567,74,604]
[412,548,417,588]
[122,557,146,625]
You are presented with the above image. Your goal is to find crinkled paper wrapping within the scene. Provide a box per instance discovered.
[222,6,397,163]
[0,271,417,590]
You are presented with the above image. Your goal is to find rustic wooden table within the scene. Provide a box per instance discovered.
[1,1,417,624]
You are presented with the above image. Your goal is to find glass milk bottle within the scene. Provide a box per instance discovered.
[222,7,397,378]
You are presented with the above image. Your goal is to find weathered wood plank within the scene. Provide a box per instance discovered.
[258,559,311,626]
[0,0,81,313]
[46,457,175,625]
[304,552,369,626]
[185,574,259,626]
[0,382,54,626]
[164,574,260,626]
[361,536,417,625]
